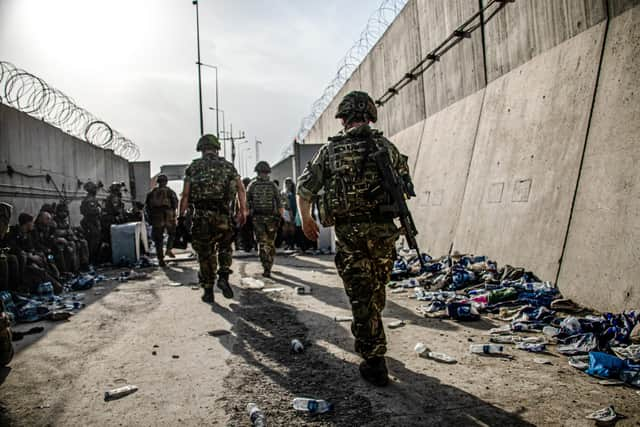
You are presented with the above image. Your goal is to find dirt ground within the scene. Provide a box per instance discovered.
[0,252,639,426]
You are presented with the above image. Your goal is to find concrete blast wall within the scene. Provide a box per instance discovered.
[303,0,640,312]
[0,104,132,226]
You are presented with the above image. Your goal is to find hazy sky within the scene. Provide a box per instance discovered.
[0,0,378,174]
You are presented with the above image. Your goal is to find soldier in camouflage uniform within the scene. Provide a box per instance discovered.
[247,161,284,277]
[179,134,247,303]
[54,201,90,271]
[80,182,102,264]
[101,182,126,246]
[145,174,178,266]
[297,91,414,387]
[0,202,19,292]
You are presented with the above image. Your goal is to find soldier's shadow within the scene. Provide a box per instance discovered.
[211,291,533,426]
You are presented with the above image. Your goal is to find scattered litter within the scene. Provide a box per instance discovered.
[334,316,352,322]
[414,342,428,357]
[515,342,546,353]
[388,320,405,329]
[241,277,265,290]
[292,397,333,414]
[425,351,457,364]
[263,287,285,293]
[585,406,619,423]
[104,385,138,401]
[533,358,551,365]
[470,344,505,355]
[167,282,183,287]
[153,344,159,348]
[390,288,406,294]
[208,330,230,337]
[290,339,304,353]
[568,355,590,371]
[172,355,179,359]
[247,403,266,427]
[191,285,200,290]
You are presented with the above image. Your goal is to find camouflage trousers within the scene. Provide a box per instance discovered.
[191,210,234,288]
[253,215,279,272]
[334,221,399,360]
[81,218,101,264]
[150,210,177,260]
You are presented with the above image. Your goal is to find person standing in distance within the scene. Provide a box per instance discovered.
[247,161,284,277]
[80,182,102,265]
[296,91,414,387]
[145,174,178,267]
[179,134,247,303]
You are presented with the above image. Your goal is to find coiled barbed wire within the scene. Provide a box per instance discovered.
[0,61,140,160]
[293,0,408,146]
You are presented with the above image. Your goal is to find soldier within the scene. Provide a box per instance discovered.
[247,161,283,277]
[80,182,102,264]
[296,91,414,387]
[179,134,247,303]
[145,174,178,267]
[239,177,256,252]
[101,182,126,246]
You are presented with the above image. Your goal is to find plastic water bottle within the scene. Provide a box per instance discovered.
[246,403,266,427]
[469,344,505,355]
[292,397,333,414]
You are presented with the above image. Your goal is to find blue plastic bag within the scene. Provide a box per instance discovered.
[586,352,626,379]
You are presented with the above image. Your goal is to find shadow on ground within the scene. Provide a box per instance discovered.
[212,290,533,426]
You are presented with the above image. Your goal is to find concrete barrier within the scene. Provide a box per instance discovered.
[453,22,606,281]
[558,4,640,312]
[410,89,485,256]
[0,104,131,225]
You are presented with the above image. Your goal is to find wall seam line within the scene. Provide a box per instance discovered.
[554,0,611,286]
[448,1,489,255]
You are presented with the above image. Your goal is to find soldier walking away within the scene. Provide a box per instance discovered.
[296,91,415,387]
[179,134,247,304]
[145,174,178,267]
[80,182,102,265]
[247,161,284,277]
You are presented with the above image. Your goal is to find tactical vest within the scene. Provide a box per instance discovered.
[188,155,236,209]
[149,188,172,209]
[81,197,101,218]
[249,179,278,215]
[322,134,391,220]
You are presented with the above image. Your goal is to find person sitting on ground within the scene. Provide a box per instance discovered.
[0,202,19,292]
[7,213,63,293]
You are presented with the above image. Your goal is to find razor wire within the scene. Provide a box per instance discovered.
[292,0,409,147]
[0,61,140,160]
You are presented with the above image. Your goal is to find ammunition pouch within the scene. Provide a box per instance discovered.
[314,193,334,228]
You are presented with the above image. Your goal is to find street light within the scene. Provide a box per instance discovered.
[200,63,220,138]
[209,106,224,140]
[192,0,203,135]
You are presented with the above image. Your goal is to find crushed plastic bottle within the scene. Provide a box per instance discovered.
[104,384,138,401]
[292,397,333,414]
[290,339,304,354]
[246,403,266,427]
[414,342,428,356]
[469,344,505,355]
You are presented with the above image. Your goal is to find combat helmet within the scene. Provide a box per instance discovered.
[83,181,98,193]
[109,182,123,193]
[196,134,221,151]
[335,90,378,123]
[254,161,271,174]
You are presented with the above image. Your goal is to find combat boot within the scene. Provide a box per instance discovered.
[201,287,214,303]
[262,268,271,278]
[216,272,234,299]
[359,356,389,387]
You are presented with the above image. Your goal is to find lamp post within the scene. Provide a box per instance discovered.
[255,138,262,162]
[208,106,224,145]
[192,0,203,135]
[200,63,220,138]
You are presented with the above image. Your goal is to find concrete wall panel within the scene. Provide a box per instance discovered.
[359,43,391,136]
[610,0,640,17]
[382,0,426,135]
[410,89,485,255]
[0,104,131,226]
[389,119,424,172]
[417,0,486,116]
[558,5,640,312]
[483,0,606,82]
[453,22,606,281]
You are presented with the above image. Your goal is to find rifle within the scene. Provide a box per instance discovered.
[370,142,427,272]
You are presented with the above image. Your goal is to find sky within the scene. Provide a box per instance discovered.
[0,0,378,175]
